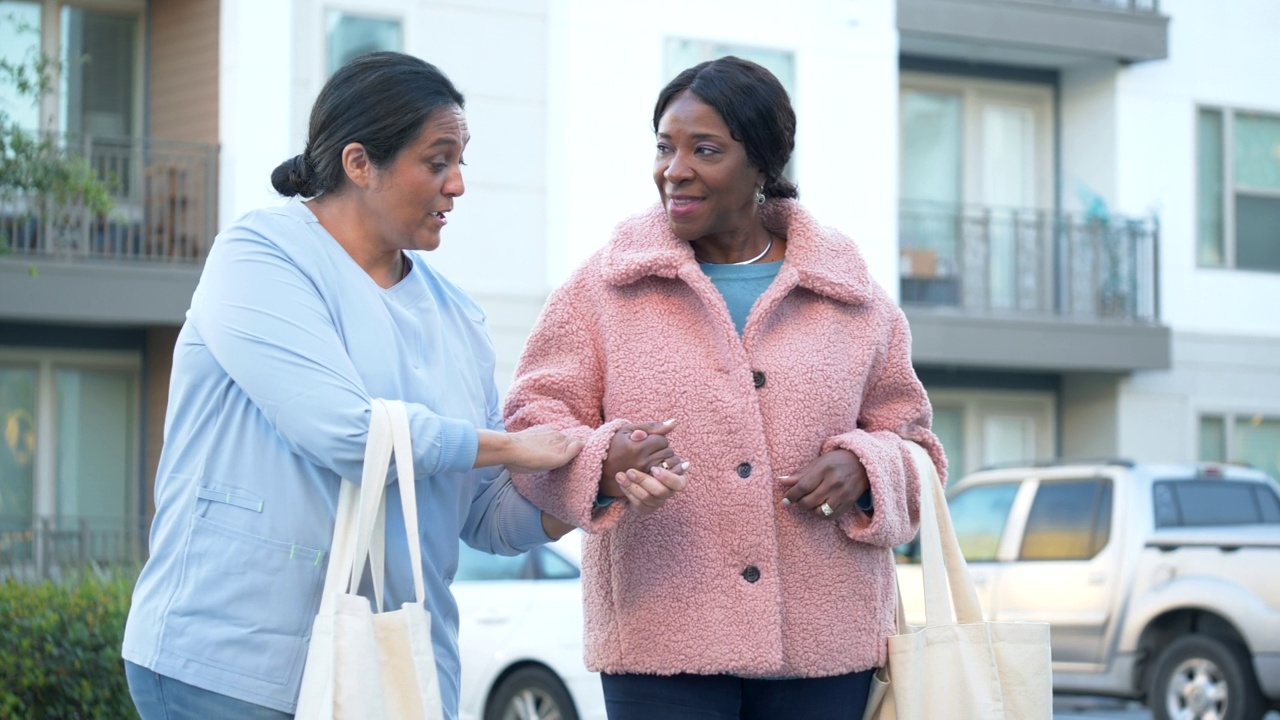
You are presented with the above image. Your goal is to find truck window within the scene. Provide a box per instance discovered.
[1153,480,1278,527]
[948,483,1021,561]
[1257,485,1280,523]
[1019,479,1112,561]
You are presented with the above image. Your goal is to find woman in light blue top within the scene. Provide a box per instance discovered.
[121,52,584,719]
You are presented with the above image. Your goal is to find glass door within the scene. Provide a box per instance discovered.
[900,89,962,305]
[54,368,137,538]
[0,366,38,563]
[60,6,142,197]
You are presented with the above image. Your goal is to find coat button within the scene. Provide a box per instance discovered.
[742,566,761,583]
[752,370,766,388]
[737,462,752,478]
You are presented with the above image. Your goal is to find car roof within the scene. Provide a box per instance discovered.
[955,461,1275,488]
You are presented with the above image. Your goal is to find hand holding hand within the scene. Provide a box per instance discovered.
[599,420,688,515]
[476,426,584,474]
[600,420,683,489]
[615,464,688,515]
[779,449,868,519]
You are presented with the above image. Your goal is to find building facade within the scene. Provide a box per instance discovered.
[2,0,1277,574]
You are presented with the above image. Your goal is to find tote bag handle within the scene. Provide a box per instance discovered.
[320,399,426,613]
[904,441,983,627]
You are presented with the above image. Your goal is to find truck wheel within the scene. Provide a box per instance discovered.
[484,665,579,720]
[1149,634,1267,720]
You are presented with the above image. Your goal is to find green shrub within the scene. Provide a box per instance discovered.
[0,570,139,719]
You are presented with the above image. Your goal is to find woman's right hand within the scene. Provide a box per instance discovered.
[475,426,584,474]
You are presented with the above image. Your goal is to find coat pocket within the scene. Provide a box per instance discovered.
[162,514,325,685]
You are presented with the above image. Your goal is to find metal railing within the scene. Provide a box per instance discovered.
[0,515,150,581]
[899,201,1160,323]
[0,134,218,263]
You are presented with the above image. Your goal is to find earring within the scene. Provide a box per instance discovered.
[755,189,766,206]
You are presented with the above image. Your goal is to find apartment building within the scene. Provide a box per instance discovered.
[2,0,1276,573]
[0,0,217,572]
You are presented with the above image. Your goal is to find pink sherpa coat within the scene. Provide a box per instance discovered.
[505,199,947,678]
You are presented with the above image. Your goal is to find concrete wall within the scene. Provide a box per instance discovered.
[1060,373,1121,459]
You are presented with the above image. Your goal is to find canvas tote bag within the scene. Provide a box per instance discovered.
[863,441,1052,720]
[295,399,444,720]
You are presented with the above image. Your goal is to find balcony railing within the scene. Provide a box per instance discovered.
[899,202,1159,323]
[0,134,218,263]
[0,515,150,581]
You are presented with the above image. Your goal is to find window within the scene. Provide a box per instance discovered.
[454,542,528,582]
[1198,108,1280,272]
[0,352,140,571]
[1019,479,1112,561]
[534,546,579,580]
[1154,480,1280,528]
[947,482,1021,561]
[923,389,1055,477]
[60,6,139,138]
[0,367,37,542]
[899,74,1054,310]
[327,12,401,75]
[0,0,42,132]
[1199,413,1280,480]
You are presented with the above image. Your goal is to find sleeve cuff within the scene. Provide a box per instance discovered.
[435,417,479,474]
[498,492,554,551]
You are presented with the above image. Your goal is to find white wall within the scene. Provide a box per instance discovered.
[218,0,295,229]
[274,0,550,300]
[1118,332,1280,464]
[547,0,902,294]
[221,0,551,388]
[1113,0,1280,338]
[1059,62,1118,214]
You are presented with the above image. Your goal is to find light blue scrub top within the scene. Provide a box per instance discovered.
[122,198,549,717]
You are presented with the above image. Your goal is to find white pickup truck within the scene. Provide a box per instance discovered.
[895,461,1280,720]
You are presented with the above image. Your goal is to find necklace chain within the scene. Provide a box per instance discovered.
[699,236,773,266]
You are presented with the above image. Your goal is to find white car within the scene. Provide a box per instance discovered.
[452,531,606,720]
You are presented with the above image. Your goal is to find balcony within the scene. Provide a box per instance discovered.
[0,134,216,326]
[0,515,150,581]
[900,202,1171,372]
[898,0,1170,67]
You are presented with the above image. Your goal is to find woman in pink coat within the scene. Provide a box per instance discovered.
[505,56,947,720]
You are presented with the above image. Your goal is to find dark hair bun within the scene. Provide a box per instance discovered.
[270,154,314,197]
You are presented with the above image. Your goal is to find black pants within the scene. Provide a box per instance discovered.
[601,669,875,720]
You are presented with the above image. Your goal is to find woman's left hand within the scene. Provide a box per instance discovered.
[779,449,868,519]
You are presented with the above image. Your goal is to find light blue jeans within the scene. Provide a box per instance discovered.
[125,661,293,720]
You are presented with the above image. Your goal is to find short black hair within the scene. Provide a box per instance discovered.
[271,52,465,198]
[652,56,798,200]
